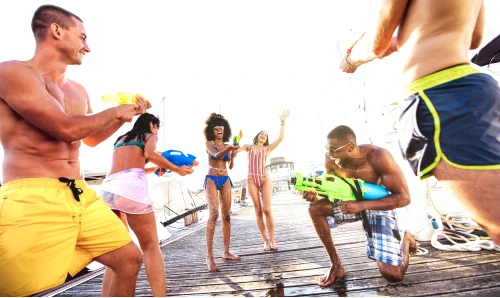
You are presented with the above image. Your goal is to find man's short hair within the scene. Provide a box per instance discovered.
[327,125,357,144]
[31,5,83,41]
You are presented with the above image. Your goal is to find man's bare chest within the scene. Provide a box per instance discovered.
[335,164,380,185]
[45,80,87,116]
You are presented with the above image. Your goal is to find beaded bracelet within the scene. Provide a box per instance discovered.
[347,38,359,53]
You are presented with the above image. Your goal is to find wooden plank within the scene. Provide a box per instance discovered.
[56,191,500,297]
[165,261,500,296]
[165,254,499,289]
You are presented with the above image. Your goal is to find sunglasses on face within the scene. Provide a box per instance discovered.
[325,142,351,154]
[214,126,224,131]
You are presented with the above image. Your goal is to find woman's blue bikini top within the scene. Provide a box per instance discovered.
[114,141,145,150]
[113,133,151,164]
[113,133,149,150]
[210,142,230,161]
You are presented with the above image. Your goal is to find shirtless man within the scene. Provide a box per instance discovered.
[303,125,417,287]
[0,5,151,297]
[339,0,500,244]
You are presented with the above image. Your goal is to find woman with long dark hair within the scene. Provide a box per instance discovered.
[203,113,240,272]
[99,113,194,296]
[238,110,290,251]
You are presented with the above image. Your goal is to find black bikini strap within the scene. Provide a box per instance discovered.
[337,176,373,238]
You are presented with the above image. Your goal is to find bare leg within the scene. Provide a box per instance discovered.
[433,161,500,244]
[220,180,241,260]
[101,210,130,297]
[261,178,277,250]
[95,242,143,296]
[377,230,417,282]
[403,230,418,258]
[247,177,269,250]
[127,212,165,296]
[101,267,113,297]
[205,180,220,272]
[308,199,345,287]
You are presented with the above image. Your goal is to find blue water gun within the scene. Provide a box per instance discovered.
[291,172,389,202]
[155,150,199,176]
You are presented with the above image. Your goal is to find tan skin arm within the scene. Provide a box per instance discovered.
[228,150,236,170]
[144,134,194,176]
[267,109,290,153]
[338,148,411,214]
[206,141,239,170]
[205,141,239,160]
[80,84,151,147]
[470,1,484,50]
[340,0,409,72]
[0,61,137,143]
[144,166,159,175]
[237,144,250,153]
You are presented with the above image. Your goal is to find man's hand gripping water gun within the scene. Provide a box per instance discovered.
[102,92,152,115]
[291,172,389,203]
[155,150,199,176]
[102,92,150,105]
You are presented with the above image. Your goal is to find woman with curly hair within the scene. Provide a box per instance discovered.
[238,109,290,251]
[99,113,194,296]
[203,112,241,272]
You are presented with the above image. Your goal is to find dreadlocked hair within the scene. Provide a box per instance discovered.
[114,113,161,146]
[203,113,232,142]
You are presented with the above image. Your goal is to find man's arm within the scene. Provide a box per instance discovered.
[338,148,411,214]
[0,62,137,143]
[78,84,125,147]
[76,83,150,147]
[339,0,409,72]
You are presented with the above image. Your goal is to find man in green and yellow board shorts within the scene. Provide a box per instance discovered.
[339,0,500,244]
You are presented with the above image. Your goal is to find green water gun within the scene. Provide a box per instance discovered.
[291,172,389,202]
[232,130,243,145]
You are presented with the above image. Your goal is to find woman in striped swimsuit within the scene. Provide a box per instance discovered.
[238,109,290,251]
[203,113,241,272]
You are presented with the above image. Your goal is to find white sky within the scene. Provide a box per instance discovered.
[1,0,500,188]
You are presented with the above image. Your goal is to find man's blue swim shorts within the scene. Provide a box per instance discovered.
[398,64,500,179]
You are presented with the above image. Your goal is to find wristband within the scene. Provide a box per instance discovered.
[347,40,358,55]
[344,55,357,69]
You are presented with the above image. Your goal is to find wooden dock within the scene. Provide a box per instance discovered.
[56,191,500,297]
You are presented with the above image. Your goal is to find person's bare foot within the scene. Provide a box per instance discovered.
[264,241,271,251]
[404,230,418,257]
[222,252,241,260]
[206,256,220,272]
[269,239,278,251]
[318,264,346,287]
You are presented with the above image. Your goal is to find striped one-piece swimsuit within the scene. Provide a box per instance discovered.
[248,147,267,188]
